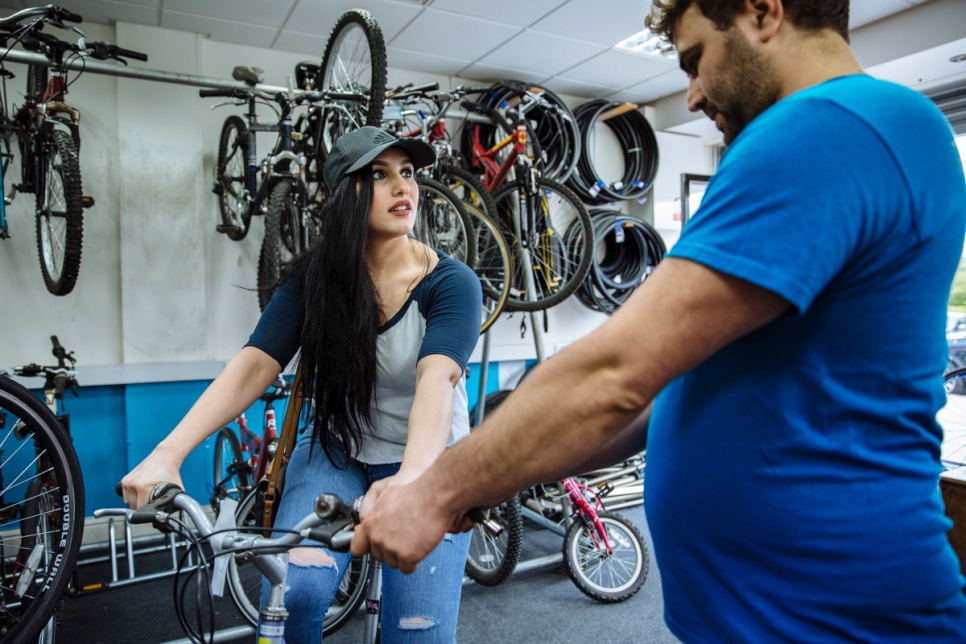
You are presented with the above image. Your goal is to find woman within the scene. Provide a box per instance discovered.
[121,126,483,643]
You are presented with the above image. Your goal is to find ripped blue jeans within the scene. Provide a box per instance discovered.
[260,432,471,644]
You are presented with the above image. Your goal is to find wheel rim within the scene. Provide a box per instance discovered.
[414,182,471,264]
[40,150,68,281]
[494,181,590,308]
[0,378,84,643]
[467,517,508,573]
[568,517,643,595]
[323,23,375,104]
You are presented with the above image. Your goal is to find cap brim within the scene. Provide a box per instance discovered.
[345,138,436,176]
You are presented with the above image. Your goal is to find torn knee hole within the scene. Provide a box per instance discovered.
[399,616,437,630]
[289,547,335,567]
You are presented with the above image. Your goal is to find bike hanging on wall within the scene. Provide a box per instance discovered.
[0,5,147,296]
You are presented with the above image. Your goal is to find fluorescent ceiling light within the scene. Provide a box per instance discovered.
[616,28,676,60]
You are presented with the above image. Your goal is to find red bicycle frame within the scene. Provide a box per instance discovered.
[470,121,527,193]
[235,404,278,484]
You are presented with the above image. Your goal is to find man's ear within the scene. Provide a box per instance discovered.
[745,0,783,42]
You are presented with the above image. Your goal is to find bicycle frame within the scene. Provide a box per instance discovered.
[235,399,278,484]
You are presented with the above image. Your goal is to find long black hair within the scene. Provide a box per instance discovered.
[294,169,379,466]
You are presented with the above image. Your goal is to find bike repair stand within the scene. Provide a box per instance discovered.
[472,246,572,578]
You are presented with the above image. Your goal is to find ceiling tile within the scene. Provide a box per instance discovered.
[458,62,551,86]
[479,30,608,76]
[849,0,913,29]
[617,68,689,104]
[161,11,277,49]
[284,0,423,43]
[540,76,620,101]
[556,47,676,89]
[426,0,568,27]
[386,46,470,76]
[164,0,295,29]
[389,8,521,60]
[272,29,325,57]
[532,0,652,47]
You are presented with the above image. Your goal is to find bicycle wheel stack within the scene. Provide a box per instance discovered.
[565,99,659,206]
[566,209,667,315]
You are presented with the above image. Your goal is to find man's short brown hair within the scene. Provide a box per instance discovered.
[645,0,850,43]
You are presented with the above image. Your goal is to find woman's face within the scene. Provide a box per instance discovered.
[367,147,418,241]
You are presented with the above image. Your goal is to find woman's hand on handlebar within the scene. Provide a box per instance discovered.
[120,448,184,510]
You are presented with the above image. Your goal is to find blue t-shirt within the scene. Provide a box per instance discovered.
[246,250,482,463]
[646,75,966,642]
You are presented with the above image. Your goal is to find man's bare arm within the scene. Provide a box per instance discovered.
[354,257,791,571]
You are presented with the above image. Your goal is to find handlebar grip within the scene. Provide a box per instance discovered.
[199,88,238,98]
[467,508,504,537]
[50,335,65,359]
[112,45,147,62]
[57,8,83,23]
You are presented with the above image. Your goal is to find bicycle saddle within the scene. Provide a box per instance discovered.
[232,66,264,86]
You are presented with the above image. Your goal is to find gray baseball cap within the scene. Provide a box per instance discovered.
[323,126,436,189]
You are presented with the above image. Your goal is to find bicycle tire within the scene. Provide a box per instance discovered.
[464,495,523,586]
[215,115,251,241]
[436,163,497,222]
[318,9,387,166]
[18,481,57,642]
[413,176,477,269]
[492,176,593,311]
[225,488,370,637]
[258,180,304,311]
[212,428,249,511]
[461,202,510,333]
[562,510,648,603]
[35,129,83,296]
[0,376,84,644]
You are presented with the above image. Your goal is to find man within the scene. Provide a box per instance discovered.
[353,0,966,640]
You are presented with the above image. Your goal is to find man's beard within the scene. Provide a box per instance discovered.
[711,29,781,145]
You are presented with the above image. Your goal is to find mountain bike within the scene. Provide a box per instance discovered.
[210,376,292,512]
[200,81,362,310]
[0,336,85,642]
[96,484,499,644]
[460,90,593,312]
[0,5,147,295]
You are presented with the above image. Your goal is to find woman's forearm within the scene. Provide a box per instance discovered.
[398,355,461,476]
[153,347,283,464]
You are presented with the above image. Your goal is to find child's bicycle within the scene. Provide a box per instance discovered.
[96,483,500,644]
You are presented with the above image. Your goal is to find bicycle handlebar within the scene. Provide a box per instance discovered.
[84,40,148,63]
[0,5,80,30]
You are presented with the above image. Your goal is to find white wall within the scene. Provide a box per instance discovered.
[0,20,711,375]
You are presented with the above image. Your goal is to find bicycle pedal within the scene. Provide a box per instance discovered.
[81,196,95,209]
[216,224,241,234]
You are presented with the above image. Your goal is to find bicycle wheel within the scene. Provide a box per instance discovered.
[215,115,251,241]
[212,428,249,512]
[437,163,497,221]
[258,181,304,311]
[18,481,56,642]
[562,510,648,603]
[225,488,370,637]
[464,496,523,586]
[492,177,593,311]
[0,376,85,643]
[461,202,510,333]
[413,177,477,268]
[318,9,387,165]
[35,129,83,296]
